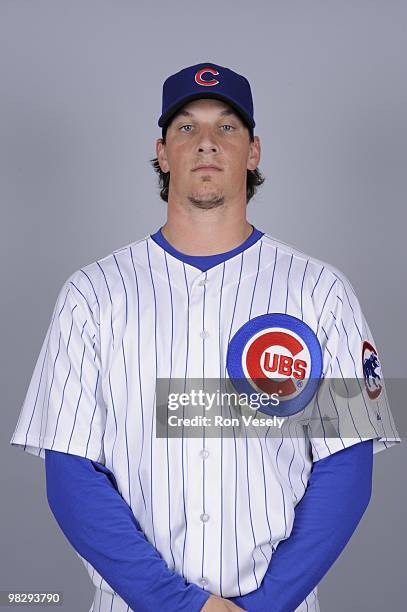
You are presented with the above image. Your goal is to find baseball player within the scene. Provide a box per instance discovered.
[10,62,401,612]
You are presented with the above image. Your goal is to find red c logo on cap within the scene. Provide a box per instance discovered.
[195,67,219,87]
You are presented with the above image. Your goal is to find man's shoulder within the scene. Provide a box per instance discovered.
[61,234,150,310]
[259,232,357,296]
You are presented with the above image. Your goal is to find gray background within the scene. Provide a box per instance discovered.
[1,1,405,610]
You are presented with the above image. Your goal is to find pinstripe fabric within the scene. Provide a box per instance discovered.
[10,231,400,611]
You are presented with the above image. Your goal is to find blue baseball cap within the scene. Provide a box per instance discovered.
[158,62,255,133]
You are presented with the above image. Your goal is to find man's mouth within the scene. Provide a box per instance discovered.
[192,165,222,172]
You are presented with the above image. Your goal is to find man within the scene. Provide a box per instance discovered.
[10,62,400,611]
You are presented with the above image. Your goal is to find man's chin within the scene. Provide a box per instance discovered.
[187,191,225,209]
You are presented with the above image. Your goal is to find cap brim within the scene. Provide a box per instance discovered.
[158,92,255,130]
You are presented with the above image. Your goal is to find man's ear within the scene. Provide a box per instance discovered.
[156,138,170,173]
[247,135,261,171]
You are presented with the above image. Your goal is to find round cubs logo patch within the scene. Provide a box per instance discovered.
[226,313,323,417]
[362,340,383,400]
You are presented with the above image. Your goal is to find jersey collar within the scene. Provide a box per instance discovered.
[150,224,264,272]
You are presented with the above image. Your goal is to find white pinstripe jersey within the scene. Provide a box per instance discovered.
[10,229,400,612]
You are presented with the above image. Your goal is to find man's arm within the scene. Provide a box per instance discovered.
[45,449,212,612]
[46,439,372,612]
[228,439,373,612]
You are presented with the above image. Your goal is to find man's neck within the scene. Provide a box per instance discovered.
[161,215,253,256]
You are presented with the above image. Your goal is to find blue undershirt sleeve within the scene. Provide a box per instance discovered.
[44,449,211,612]
[228,439,373,612]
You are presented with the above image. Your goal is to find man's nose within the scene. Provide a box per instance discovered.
[197,141,219,153]
[196,129,219,152]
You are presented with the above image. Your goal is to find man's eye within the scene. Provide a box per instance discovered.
[179,124,236,132]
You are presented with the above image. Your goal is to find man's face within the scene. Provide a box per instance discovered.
[156,98,261,209]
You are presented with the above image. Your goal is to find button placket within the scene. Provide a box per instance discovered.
[188,271,214,576]
[192,274,210,341]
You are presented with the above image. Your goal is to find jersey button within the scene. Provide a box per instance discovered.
[198,279,207,286]
[200,512,210,523]
[200,330,209,339]
[199,577,208,587]
[200,449,209,459]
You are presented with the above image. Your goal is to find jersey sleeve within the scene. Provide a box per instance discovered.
[9,273,107,463]
[307,273,401,462]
